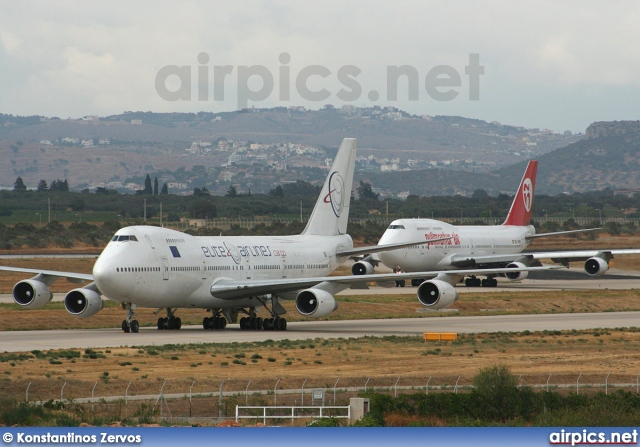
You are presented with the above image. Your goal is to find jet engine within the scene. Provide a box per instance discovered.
[64,288,104,318]
[352,260,374,275]
[505,262,529,281]
[12,279,53,309]
[295,288,338,318]
[584,257,609,276]
[416,280,458,310]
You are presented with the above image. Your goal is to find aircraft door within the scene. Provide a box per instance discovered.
[161,257,169,280]
[144,234,155,249]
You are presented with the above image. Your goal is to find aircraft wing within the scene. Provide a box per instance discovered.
[336,236,451,257]
[449,249,640,268]
[530,249,640,264]
[526,228,600,239]
[209,265,564,300]
[0,266,93,283]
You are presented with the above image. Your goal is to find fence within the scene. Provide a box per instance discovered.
[5,373,640,422]
[235,405,350,425]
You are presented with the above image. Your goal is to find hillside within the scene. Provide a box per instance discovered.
[0,108,578,193]
[492,120,640,195]
[361,121,640,196]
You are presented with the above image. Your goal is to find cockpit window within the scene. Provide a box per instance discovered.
[112,235,139,242]
[388,225,405,230]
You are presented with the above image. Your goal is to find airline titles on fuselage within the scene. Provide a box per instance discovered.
[425,232,460,247]
[200,242,286,264]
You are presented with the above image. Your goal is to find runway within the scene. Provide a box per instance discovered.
[2,311,639,353]
[1,263,639,353]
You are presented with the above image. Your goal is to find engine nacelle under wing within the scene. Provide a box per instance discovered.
[13,279,53,309]
[585,257,609,276]
[416,280,458,310]
[352,260,374,275]
[295,288,338,318]
[64,288,104,318]
[505,262,529,281]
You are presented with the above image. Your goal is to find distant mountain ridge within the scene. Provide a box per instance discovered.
[360,121,640,196]
[585,120,640,139]
[3,110,638,196]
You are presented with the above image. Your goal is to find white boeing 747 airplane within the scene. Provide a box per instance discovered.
[0,139,558,332]
[352,160,640,294]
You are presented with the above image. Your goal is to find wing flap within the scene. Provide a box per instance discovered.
[449,253,534,267]
[210,265,564,300]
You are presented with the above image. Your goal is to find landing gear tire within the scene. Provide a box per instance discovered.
[481,278,498,287]
[157,309,182,330]
[122,319,139,333]
[241,316,265,330]
[203,316,227,330]
[122,303,138,333]
[465,276,482,287]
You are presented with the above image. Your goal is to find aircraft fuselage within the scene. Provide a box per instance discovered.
[377,219,535,271]
[93,226,352,309]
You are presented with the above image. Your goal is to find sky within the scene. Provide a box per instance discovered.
[1,1,639,132]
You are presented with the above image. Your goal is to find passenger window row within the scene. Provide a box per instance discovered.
[116,266,159,273]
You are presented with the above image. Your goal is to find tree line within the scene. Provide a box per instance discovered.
[4,176,640,223]
[354,365,640,426]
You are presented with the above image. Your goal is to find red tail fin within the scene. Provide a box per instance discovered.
[502,160,538,226]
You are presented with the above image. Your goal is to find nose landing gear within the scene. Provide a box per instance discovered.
[121,303,139,333]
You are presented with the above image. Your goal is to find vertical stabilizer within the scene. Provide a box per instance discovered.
[502,160,538,226]
[302,138,357,236]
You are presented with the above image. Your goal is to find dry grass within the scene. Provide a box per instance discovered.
[1,328,640,403]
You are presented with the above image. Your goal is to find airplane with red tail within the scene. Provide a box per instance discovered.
[351,160,640,310]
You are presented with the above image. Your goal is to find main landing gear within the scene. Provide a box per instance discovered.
[121,303,139,333]
[157,308,182,330]
[464,275,498,288]
[239,299,288,331]
[203,309,227,330]
[239,315,287,331]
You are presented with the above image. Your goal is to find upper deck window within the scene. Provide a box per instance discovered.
[388,225,405,230]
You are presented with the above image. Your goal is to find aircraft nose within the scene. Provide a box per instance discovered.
[93,254,116,295]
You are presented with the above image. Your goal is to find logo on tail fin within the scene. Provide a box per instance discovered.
[323,171,345,217]
[523,178,532,212]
